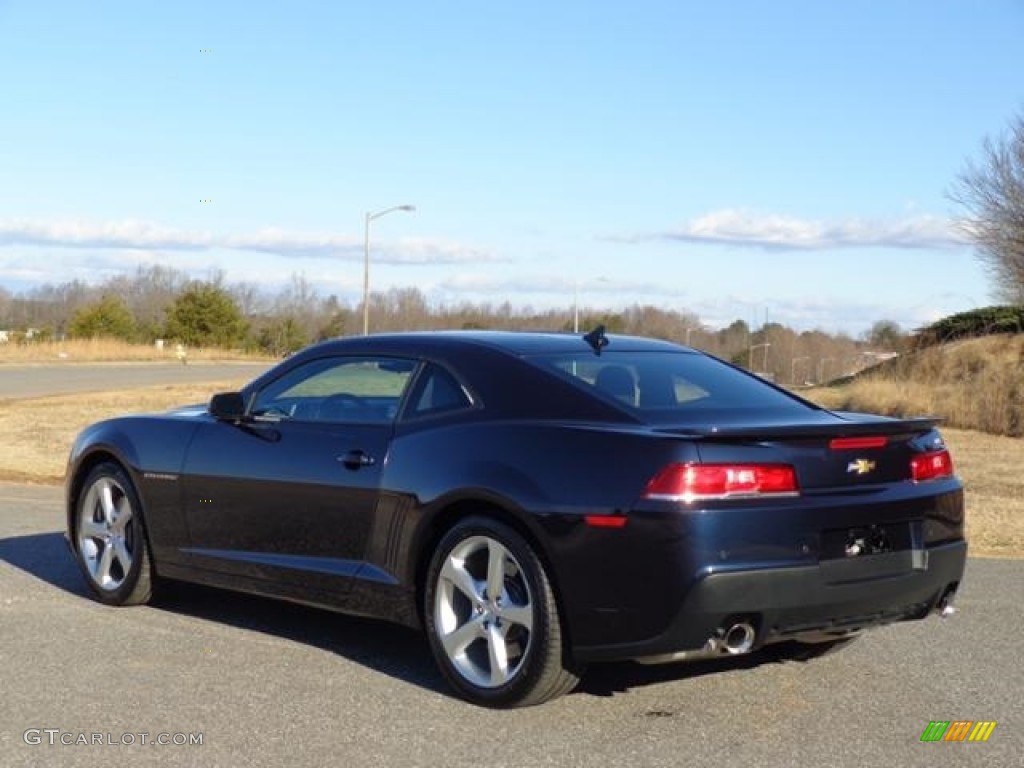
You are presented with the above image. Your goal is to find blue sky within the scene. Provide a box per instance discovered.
[1,0,1022,334]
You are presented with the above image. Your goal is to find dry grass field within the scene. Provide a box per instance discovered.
[0,338,270,364]
[0,380,247,484]
[940,429,1024,557]
[0,380,1018,557]
[814,335,1024,436]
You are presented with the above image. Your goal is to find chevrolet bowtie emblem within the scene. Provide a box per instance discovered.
[847,459,876,475]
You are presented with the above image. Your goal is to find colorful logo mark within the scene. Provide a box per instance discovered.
[920,721,996,743]
[846,458,876,475]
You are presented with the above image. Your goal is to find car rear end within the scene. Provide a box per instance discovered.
[522,344,967,665]
[614,417,965,662]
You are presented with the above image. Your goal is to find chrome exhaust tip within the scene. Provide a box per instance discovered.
[936,588,957,619]
[721,622,756,655]
[635,620,758,665]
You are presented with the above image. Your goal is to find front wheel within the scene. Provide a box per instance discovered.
[73,462,155,606]
[424,516,580,707]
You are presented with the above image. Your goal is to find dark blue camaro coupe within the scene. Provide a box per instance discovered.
[65,329,966,707]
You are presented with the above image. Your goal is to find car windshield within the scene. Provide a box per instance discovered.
[525,350,814,423]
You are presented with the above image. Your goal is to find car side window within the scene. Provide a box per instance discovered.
[250,356,416,424]
[406,364,472,418]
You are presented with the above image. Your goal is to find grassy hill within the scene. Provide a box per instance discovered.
[808,334,1024,437]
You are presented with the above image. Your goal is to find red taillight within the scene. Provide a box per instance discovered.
[584,514,628,529]
[644,463,799,502]
[829,436,888,450]
[910,449,954,482]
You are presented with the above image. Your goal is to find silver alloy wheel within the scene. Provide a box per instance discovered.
[77,475,136,591]
[434,535,535,688]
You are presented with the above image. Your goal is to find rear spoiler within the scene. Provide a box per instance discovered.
[654,415,942,441]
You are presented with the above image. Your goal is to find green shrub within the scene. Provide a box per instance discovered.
[914,306,1024,348]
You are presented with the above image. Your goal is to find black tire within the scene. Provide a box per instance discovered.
[424,516,580,707]
[72,462,155,606]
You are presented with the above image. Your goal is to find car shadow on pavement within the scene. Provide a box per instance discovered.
[1,530,795,704]
[153,581,449,696]
[0,531,91,598]
[0,530,449,697]
[576,653,775,700]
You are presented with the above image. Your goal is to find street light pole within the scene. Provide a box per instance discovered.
[572,275,608,333]
[362,204,415,335]
[573,278,580,334]
[791,355,811,385]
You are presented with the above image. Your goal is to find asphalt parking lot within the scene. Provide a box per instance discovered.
[0,484,1019,768]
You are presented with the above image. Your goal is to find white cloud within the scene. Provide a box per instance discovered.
[432,272,670,297]
[0,218,498,264]
[617,209,968,251]
[0,246,379,295]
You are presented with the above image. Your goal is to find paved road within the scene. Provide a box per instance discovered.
[0,362,272,399]
[0,485,1019,768]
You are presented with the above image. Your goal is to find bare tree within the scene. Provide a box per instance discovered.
[229,281,267,317]
[865,319,906,351]
[951,112,1024,304]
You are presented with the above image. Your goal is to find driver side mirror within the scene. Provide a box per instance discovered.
[209,392,246,422]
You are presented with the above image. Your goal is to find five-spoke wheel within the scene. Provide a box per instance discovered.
[425,517,579,707]
[74,462,154,606]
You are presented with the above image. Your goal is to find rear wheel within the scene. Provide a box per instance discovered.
[74,462,155,606]
[424,516,579,707]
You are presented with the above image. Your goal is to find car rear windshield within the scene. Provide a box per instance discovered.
[525,350,815,423]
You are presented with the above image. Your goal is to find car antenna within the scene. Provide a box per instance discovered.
[582,324,609,356]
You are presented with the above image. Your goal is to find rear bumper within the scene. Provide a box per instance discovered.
[572,540,967,663]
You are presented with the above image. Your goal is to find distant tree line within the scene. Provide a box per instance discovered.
[0,265,907,384]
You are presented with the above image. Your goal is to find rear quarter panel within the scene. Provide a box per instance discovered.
[378,417,701,639]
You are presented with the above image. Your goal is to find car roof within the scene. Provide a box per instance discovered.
[243,330,701,424]
[306,330,688,356]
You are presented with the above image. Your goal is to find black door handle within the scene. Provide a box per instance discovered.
[339,450,375,469]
